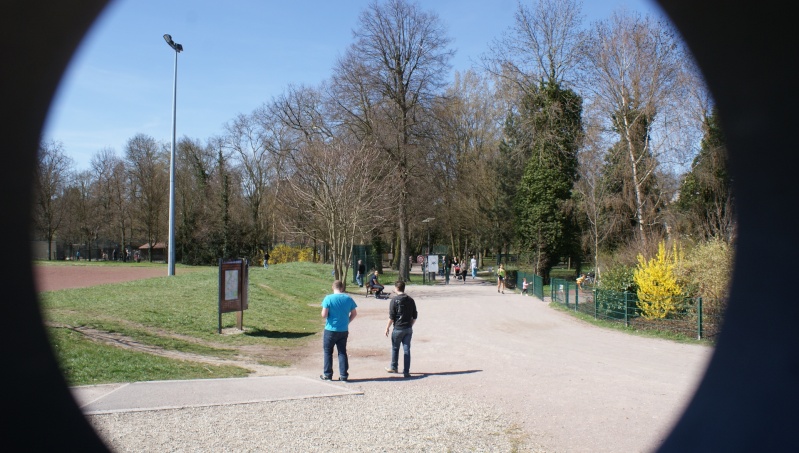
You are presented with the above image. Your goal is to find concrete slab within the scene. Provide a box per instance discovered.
[72,376,362,415]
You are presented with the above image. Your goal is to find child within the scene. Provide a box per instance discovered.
[576,273,586,290]
[521,278,529,296]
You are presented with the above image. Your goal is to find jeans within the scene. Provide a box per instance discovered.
[390,327,413,374]
[322,329,349,379]
[471,267,477,278]
[356,274,363,287]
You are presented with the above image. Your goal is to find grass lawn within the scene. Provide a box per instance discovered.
[39,261,343,386]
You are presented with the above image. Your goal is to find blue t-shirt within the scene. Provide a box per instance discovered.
[322,293,357,332]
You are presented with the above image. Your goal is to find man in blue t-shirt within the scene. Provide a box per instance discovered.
[320,280,358,381]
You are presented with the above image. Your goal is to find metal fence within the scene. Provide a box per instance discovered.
[515,271,544,299]
[549,278,723,341]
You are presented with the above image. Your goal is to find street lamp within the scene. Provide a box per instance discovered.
[163,34,182,276]
[421,217,435,283]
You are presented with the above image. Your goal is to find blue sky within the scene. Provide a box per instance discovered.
[43,0,664,170]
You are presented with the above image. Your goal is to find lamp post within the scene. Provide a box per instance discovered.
[421,217,435,283]
[163,34,182,276]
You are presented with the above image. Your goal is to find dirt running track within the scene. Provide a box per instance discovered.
[34,263,173,292]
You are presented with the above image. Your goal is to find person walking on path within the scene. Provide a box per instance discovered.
[444,257,451,285]
[384,280,418,378]
[497,264,506,294]
[470,255,478,279]
[320,280,358,382]
[356,260,366,287]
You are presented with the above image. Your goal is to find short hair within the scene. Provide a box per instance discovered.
[394,280,405,291]
[332,280,344,291]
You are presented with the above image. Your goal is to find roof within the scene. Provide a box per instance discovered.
[138,242,166,250]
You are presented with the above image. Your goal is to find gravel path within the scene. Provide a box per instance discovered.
[83,277,712,452]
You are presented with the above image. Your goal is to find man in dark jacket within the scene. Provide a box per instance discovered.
[384,280,418,378]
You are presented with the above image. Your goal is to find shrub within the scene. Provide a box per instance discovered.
[597,264,637,292]
[269,244,314,264]
[678,238,733,318]
[634,241,683,319]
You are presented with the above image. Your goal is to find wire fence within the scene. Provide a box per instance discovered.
[549,278,724,341]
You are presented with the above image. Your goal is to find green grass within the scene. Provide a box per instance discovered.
[49,327,250,386]
[549,301,712,345]
[39,261,341,385]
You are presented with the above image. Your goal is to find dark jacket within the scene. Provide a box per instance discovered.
[389,293,418,329]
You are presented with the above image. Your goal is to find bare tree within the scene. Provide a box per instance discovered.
[125,133,168,261]
[33,140,74,260]
[484,0,585,90]
[580,10,685,236]
[225,110,276,255]
[331,0,454,280]
[429,70,501,260]
[574,119,618,279]
[281,136,394,283]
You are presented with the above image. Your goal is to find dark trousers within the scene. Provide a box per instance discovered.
[322,329,349,379]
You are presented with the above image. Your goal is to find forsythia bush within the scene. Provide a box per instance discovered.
[634,241,683,319]
[269,244,314,264]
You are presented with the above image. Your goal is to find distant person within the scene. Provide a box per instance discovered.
[521,278,529,296]
[76,250,80,261]
[320,280,358,382]
[497,264,506,294]
[460,265,468,283]
[263,251,270,269]
[444,257,451,285]
[576,273,586,290]
[470,255,477,279]
[368,270,385,297]
[384,280,417,378]
[356,260,366,287]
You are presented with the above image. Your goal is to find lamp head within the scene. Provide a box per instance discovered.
[163,34,183,52]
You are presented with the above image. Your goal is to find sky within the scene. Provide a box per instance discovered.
[43,0,665,171]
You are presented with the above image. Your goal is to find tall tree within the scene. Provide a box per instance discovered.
[580,10,684,237]
[484,0,584,90]
[676,108,735,242]
[125,133,168,261]
[514,83,582,277]
[33,140,74,260]
[225,110,276,257]
[331,0,453,281]
[429,71,501,260]
[281,136,393,283]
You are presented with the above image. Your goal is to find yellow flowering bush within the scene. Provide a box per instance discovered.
[269,244,315,264]
[634,241,683,319]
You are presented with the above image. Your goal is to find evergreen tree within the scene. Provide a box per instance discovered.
[676,108,734,242]
[514,82,581,277]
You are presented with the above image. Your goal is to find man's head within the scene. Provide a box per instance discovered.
[373,270,379,275]
[394,280,405,292]
[332,280,345,293]
[358,260,362,264]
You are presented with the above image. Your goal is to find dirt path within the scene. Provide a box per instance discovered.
[286,279,713,452]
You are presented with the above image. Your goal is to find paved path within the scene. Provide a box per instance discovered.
[73,276,712,452]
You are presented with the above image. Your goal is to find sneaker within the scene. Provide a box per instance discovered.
[320,374,332,380]
[339,376,349,382]
[385,367,398,373]
[403,373,411,378]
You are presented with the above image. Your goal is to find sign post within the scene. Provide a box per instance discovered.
[218,258,249,333]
